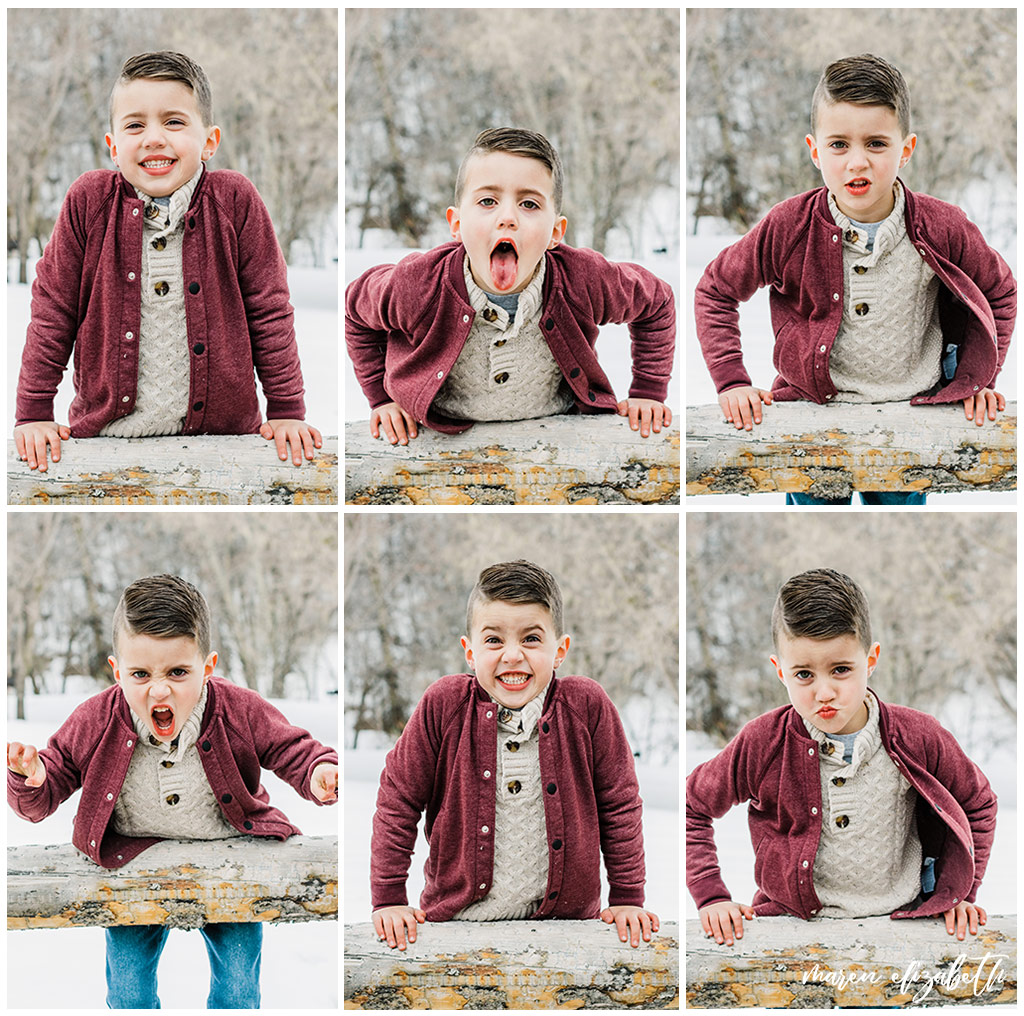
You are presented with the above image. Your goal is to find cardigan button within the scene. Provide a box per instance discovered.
[952,898,958,904]
[436,371,444,380]
[244,821,253,830]
[485,710,493,719]
[462,315,470,323]
[221,794,232,803]
[819,345,826,353]
[808,747,815,756]
[188,282,200,295]
[548,891,558,900]
[587,391,596,402]
[481,825,489,834]
[542,722,549,733]
[832,293,840,301]
[552,839,562,850]
[125,331,134,341]
[127,739,133,747]
[802,860,809,868]
[188,217,196,228]
[202,740,212,751]
[132,208,139,216]
[832,234,838,242]
[91,840,96,847]
[106,793,114,801]
[193,343,205,355]
[825,393,833,400]
[479,883,487,891]
[128,272,136,281]
[193,401,204,412]
[546,782,557,794]
[483,770,491,778]
[811,806,818,815]
[122,396,130,403]
[544,319,554,330]
[569,368,581,379]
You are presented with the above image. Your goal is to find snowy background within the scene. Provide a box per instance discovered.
[7,681,339,1009]
[7,260,339,438]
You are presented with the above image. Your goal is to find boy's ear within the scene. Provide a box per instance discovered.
[108,655,121,683]
[201,125,221,163]
[866,642,882,677]
[553,634,571,667]
[804,134,821,169]
[899,134,917,169]
[105,133,118,167]
[460,635,474,670]
[203,652,218,679]
[548,216,567,249]
[770,655,786,682]
[446,206,461,242]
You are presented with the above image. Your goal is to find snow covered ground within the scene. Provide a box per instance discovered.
[686,230,1018,505]
[344,246,681,425]
[6,684,339,1009]
[345,744,680,930]
[7,261,338,436]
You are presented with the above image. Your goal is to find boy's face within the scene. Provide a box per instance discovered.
[771,631,879,735]
[805,101,916,223]
[461,599,569,710]
[106,78,220,198]
[446,151,567,295]
[109,632,216,743]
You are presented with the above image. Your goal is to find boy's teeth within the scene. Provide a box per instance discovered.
[500,674,529,685]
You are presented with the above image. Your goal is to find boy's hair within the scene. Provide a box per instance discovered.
[466,560,564,637]
[771,568,872,652]
[810,54,911,138]
[110,51,214,129]
[454,128,564,214]
[112,574,212,658]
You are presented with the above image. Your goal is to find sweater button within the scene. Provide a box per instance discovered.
[546,782,557,795]
[494,372,509,384]
[498,708,513,723]
[202,740,212,751]
[161,760,174,768]
[508,780,521,794]
[154,281,170,296]
[244,821,253,830]
[221,794,232,803]
[507,741,520,752]
[152,236,166,251]
[166,794,180,805]
[188,282,200,295]
[494,339,506,347]
[854,265,867,274]
[835,815,849,828]
[854,302,869,316]
[832,777,845,786]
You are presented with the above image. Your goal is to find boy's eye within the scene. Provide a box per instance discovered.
[833,666,851,675]
[521,199,540,210]
[166,119,186,127]
[523,634,541,643]
[795,670,813,681]
[478,197,497,207]
[131,671,149,680]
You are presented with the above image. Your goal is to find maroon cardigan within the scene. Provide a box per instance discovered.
[686,690,997,920]
[16,168,306,436]
[694,182,1016,404]
[371,673,646,919]
[346,242,676,433]
[7,676,337,868]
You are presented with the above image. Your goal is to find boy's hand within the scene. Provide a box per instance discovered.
[719,386,772,430]
[963,388,1005,426]
[616,399,672,438]
[7,742,47,787]
[600,906,660,948]
[373,905,426,951]
[260,419,323,466]
[14,421,71,472]
[699,899,754,946]
[309,762,338,803]
[943,902,987,940]
[370,402,418,445]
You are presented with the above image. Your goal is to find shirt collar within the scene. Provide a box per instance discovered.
[801,690,882,771]
[134,162,204,233]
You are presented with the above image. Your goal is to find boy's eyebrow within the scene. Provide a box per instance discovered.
[786,658,857,668]
[480,623,546,633]
[470,184,548,201]
[118,108,192,122]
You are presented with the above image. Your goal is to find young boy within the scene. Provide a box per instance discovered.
[7,574,338,1009]
[687,569,996,946]
[346,128,675,444]
[371,560,659,950]
[694,54,1016,505]
[14,51,322,472]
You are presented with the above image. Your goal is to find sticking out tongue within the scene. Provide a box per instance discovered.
[490,242,518,292]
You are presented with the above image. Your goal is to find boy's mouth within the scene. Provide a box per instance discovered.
[845,178,871,196]
[150,705,176,737]
[817,706,838,720]
[496,671,531,689]
[140,157,178,175]
[489,239,518,292]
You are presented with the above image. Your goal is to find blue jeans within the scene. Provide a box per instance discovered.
[786,492,927,506]
[105,922,262,1009]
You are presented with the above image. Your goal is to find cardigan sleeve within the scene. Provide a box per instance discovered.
[589,685,646,907]
[959,218,1016,385]
[232,179,306,420]
[344,263,402,410]
[692,216,783,396]
[15,182,90,425]
[369,688,444,909]
[685,725,762,911]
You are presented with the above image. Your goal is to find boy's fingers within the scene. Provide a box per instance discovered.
[404,913,418,944]
[402,413,418,440]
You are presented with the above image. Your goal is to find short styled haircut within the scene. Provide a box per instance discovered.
[771,568,872,652]
[810,54,911,138]
[466,560,564,637]
[454,127,564,214]
[110,51,214,129]
[112,574,212,658]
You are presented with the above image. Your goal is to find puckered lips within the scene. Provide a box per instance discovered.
[150,704,177,739]
[139,155,178,177]
[817,705,838,721]
[495,669,532,692]
[844,177,871,196]
[489,237,519,292]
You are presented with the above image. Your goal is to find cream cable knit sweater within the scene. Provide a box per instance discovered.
[431,256,575,421]
[802,692,922,917]
[112,681,240,841]
[828,183,944,403]
[454,694,549,920]
[101,165,204,437]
